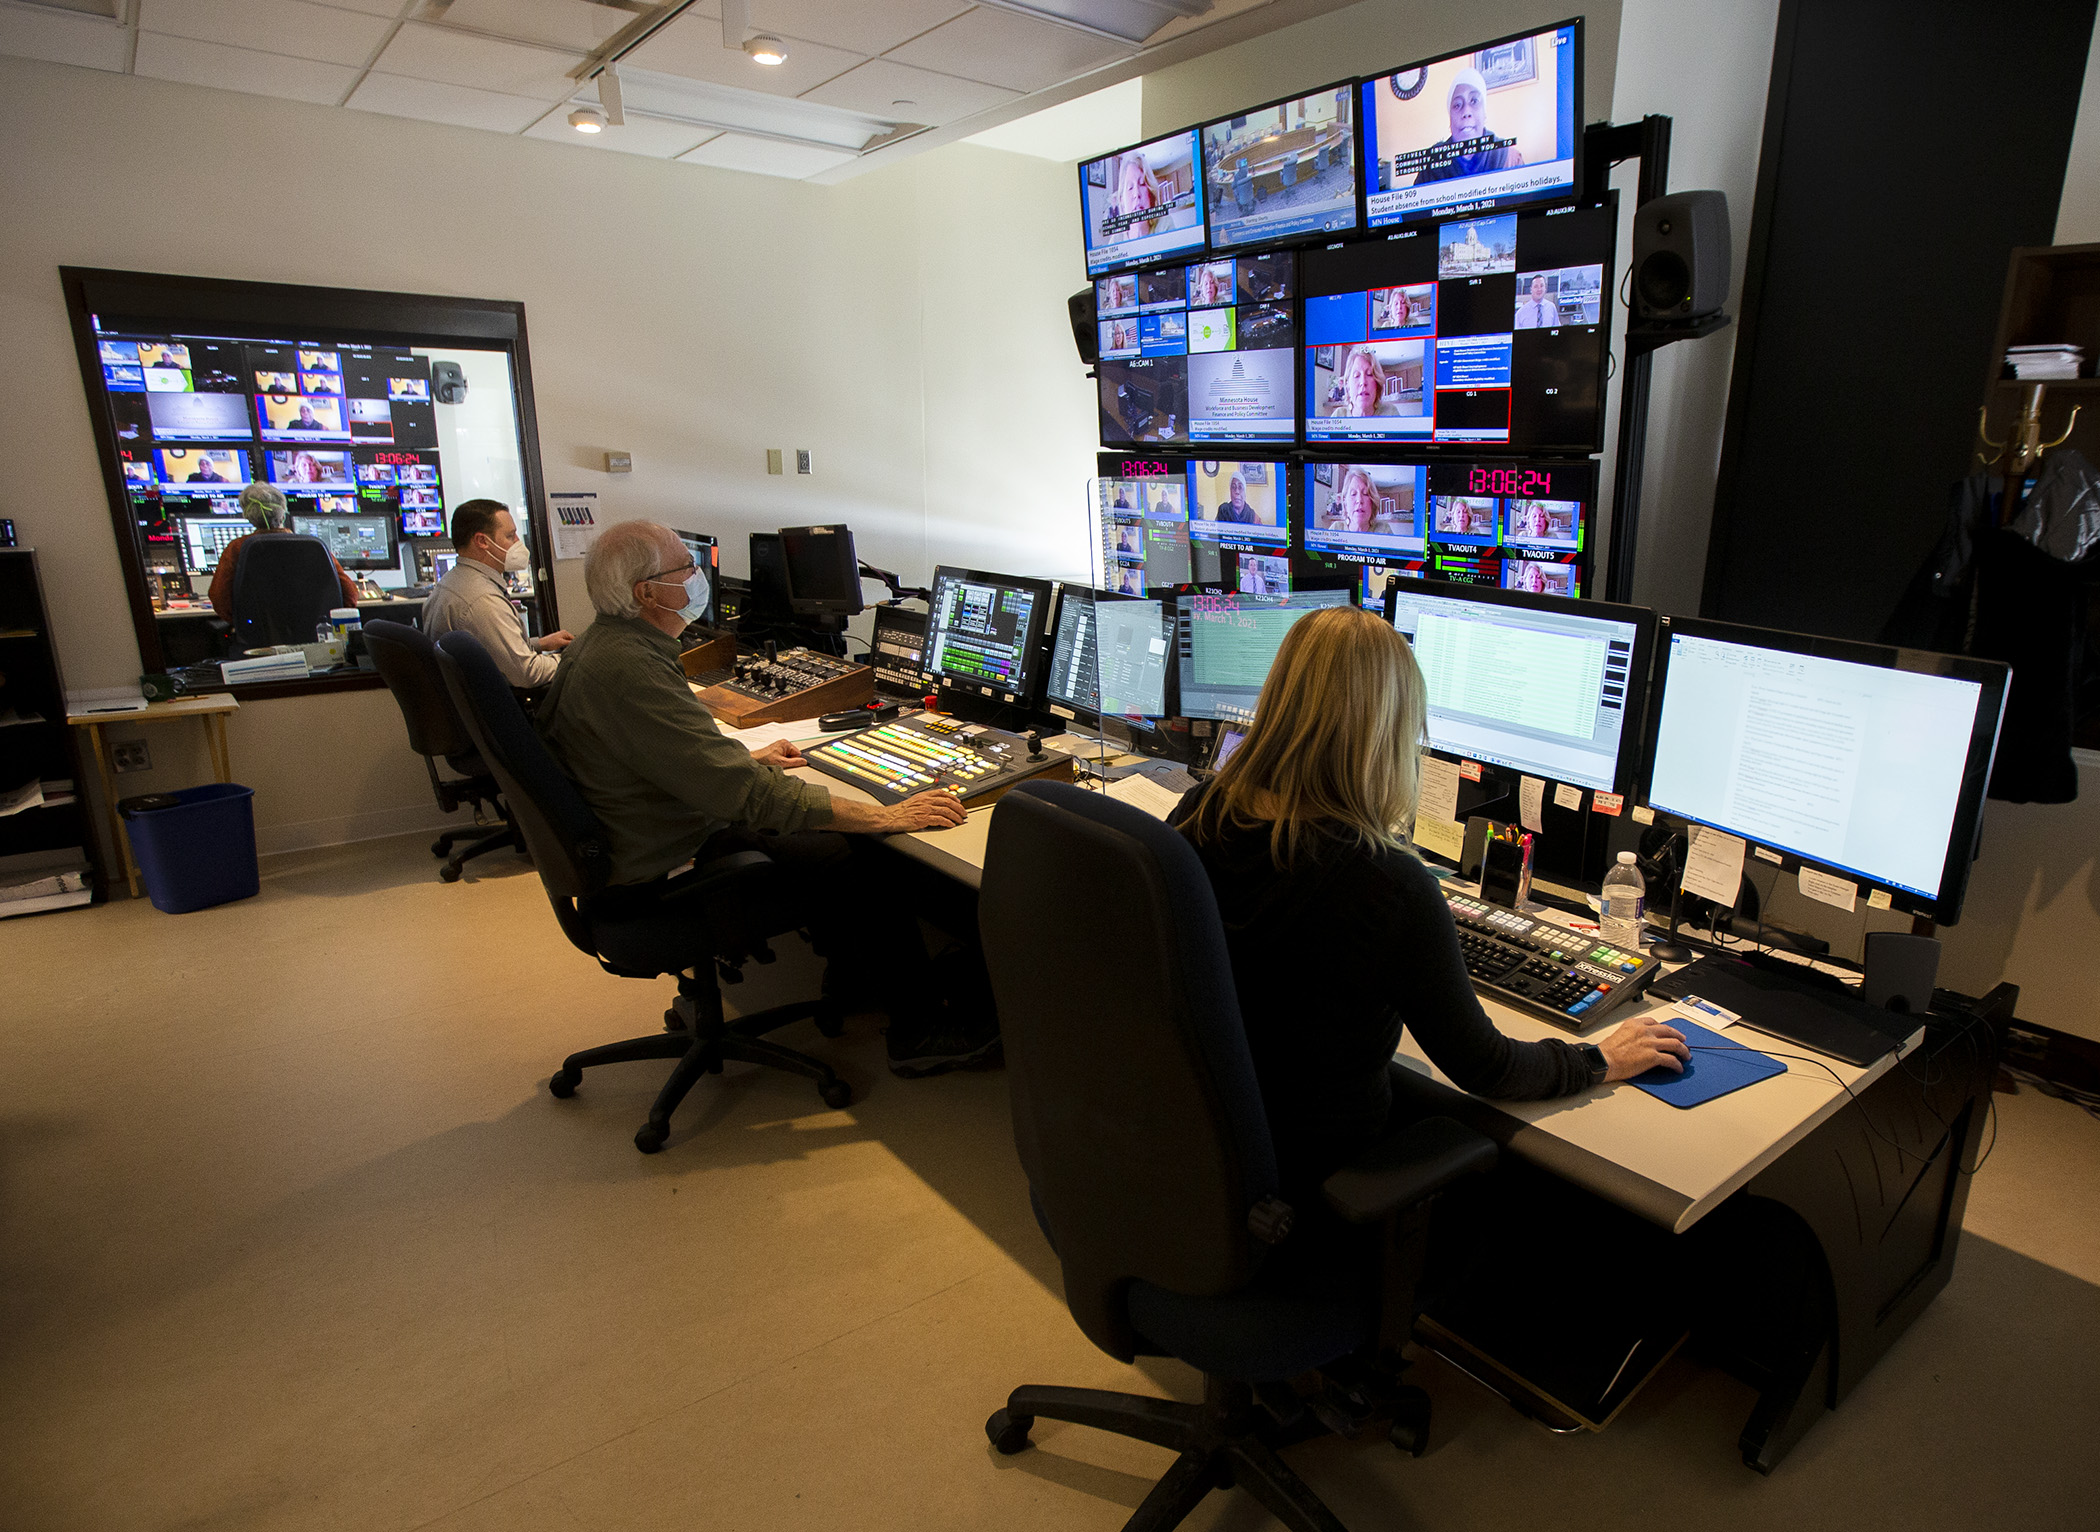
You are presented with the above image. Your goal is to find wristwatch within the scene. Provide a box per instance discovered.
[1579,1043,1609,1088]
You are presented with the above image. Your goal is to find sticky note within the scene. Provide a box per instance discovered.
[1592,791,1623,816]
[1418,755,1461,825]
[1413,814,1465,862]
[1867,888,1894,910]
[1632,804,1655,825]
[1797,867,1858,912]
[1520,776,1545,832]
[1554,783,1581,812]
[1681,825,1746,907]
[1754,846,1782,864]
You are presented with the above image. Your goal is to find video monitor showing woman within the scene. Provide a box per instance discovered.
[1502,558,1578,597]
[1362,21,1582,229]
[1299,461,1426,562]
[1429,494,1500,546]
[1187,459,1289,554]
[1096,272,1139,318]
[1080,130,1208,278]
[268,449,353,487]
[1502,496,1581,551]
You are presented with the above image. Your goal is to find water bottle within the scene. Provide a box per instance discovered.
[1601,851,1646,950]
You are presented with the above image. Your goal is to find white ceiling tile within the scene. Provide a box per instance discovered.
[887,6,1132,93]
[138,0,393,67]
[135,30,361,102]
[798,57,1014,127]
[0,2,131,71]
[372,20,584,99]
[677,130,855,179]
[346,68,553,130]
[521,101,716,158]
[628,11,862,99]
[309,0,411,15]
[746,0,968,56]
[434,0,630,53]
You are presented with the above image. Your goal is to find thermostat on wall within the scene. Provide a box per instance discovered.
[605,451,632,474]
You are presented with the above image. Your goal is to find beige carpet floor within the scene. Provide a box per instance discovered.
[2,831,2094,1531]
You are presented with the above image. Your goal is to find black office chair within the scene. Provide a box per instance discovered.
[364,619,519,883]
[432,629,851,1152]
[227,533,343,648]
[977,782,1497,1532]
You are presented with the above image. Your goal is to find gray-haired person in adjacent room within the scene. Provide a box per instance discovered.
[207,482,359,617]
[534,520,996,1076]
[417,499,572,690]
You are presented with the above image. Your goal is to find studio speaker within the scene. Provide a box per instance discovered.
[1068,288,1098,365]
[1632,191,1730,321]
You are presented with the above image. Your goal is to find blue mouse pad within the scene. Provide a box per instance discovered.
[1631,1015,1786,1108]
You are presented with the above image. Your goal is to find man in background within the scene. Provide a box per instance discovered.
[419,499,572,689]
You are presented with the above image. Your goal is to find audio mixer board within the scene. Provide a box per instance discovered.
[693,647,873,728]
[1442,889,1659,1030]
[804,714,1073,806]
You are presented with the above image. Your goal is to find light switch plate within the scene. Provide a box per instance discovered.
[604,451,632,474]
[766,448,783,475]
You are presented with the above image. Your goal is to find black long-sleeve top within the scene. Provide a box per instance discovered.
[1172,786,1590,1198]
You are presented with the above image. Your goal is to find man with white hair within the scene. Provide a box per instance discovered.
[537,521,992,1076]
[207,481,359,617]
[1411,66,1526,185]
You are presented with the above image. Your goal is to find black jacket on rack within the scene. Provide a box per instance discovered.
[1883,451,2100,804]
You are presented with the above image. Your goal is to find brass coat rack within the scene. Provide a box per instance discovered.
[1977,383,2082,518]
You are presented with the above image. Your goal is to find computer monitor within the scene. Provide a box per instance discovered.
[1079,128,1208,278]
[291,511,397,570]
[1385,576,1653,795]
[925,566,1055,702]
[1043,586,1170,727]
[1300,202,1613,451]
[1200,78,1361,253]
[429,550,459,582]
[175,514,246,575]
[1643,619,2009,924]
[1097,252,1298,447]
[1361,19,1583,230]
[745,532,793,624]
[1175,588,1354,723]
[669,528,720,629]
[779,524,864,618]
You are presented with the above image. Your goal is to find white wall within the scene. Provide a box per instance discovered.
[2058,19,2100,243]
[0,53,1087,859]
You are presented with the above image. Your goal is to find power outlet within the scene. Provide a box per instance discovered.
[111,740,152,774]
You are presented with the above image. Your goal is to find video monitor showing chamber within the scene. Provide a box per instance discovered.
[1046,587,1171,724]
[1098,253,1298,446]
[176,514,247,575]
[1201,80,1360,253]
[1387,576,1648,794]
[1175,588,1354,723]
[1080,129,1208,278]
[144,390,253,441]
[292,511,396,570]
[926,567,1055,701]
[1301,203,1611,449]
[155,446,248,492]
[267,448,353,487]
[256,393,348,441]
[1362,20,1582,230]
[1645,622,2008,919]
[1187,457,1289,555]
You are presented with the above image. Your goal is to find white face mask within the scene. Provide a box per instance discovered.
[487,535,529,572]
[649,569,710,625]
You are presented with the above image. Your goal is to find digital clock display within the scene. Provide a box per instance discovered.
[1425,463,1564,498]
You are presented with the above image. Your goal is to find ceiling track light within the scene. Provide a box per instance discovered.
[743,34,788,65]
[568,104,608,133]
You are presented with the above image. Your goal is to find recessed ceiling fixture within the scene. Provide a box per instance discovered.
[743,35,788,65]
[568,105,608,133]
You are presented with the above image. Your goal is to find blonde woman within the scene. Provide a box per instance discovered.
[1332,346,1394,417]
[1171,606,1687,1202]
[1110,152,1165,235]
[1326,467,1391,534]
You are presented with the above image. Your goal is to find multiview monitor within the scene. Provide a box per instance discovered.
[1080,129,1208,278]
[291,511,397,570]
[1098,252,1298,447]
[1097,455,1291,597]
[1644,619,2009,924]
[1301,202,1613,451]
[926,566,1056,703]
[1385,576,1652,796]
[1299,457,1592,592]
[1361,19,1583,230]
[1200,79,1361,253]
[1043,586,1171,727]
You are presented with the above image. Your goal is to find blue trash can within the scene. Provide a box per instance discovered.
[119,783,260,914]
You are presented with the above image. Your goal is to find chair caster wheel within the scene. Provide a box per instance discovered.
[986,1409,1035,1455]
[663,1008,686,1033]
[549,1069,580,1098]
[815,1009,845,1039]
[1387,1402,1431,1458]
[820,1079,851,1110]
[634,1122,668,1154]
[429,838,448,858]
[438,864,462,883]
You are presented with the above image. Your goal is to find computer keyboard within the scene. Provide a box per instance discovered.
[1441,889,1659,1031]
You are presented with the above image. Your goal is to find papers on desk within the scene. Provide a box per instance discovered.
[1,779,43,817]
[1105,773,1188,821]
[732,719,837,756]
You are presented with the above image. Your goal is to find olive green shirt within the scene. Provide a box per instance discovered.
[536,614,833,885]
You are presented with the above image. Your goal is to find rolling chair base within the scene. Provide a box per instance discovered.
[431,823,521,882]
[549,988,851,1153]
[988,1373,1428,1532]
